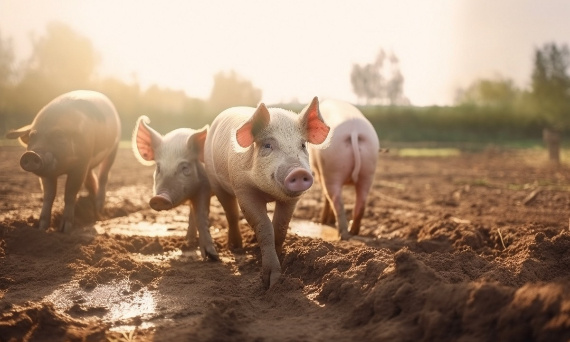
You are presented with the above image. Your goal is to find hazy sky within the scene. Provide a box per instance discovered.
[1,0,569,106]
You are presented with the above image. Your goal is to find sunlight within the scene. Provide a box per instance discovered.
[93,221,187,237]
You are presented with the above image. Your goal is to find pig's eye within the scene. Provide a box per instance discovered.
[180,162,192,176]
[263,143,272,149]
[301,143,307,150]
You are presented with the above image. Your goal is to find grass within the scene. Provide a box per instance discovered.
[397,148,461,157]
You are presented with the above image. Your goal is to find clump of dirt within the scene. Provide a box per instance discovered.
[0,302,106,342]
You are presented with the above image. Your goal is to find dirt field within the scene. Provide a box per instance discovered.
[1,144,569,341]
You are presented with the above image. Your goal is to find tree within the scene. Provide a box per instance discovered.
[350,49,408,105]
[0,30,15,135]
[208,70,262,114]
[530,42,570,164]
[455,76,519,108]
[10,22,100,125]
[27,22,99,89]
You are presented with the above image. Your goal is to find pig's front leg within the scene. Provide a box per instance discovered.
[38,177,57,230]
[238,195,281,288]
[272,200,297,258]
[191,195,219,261]
[61,168,88,233]
[187,207,198,243]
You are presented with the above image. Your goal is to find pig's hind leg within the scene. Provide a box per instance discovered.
[214,189,243,249]
[94,145,119,214]
[323,182,351,240]
[319,195,336,226]
[84,169,99,216]
[349,177,373,236]
[61,167,89,233]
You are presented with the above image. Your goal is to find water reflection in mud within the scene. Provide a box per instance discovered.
[44,279,158,332]
[289,219,339,241]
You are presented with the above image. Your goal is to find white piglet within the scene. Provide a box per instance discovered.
[309,99,379,240]
[204,97,330,288]
[132,116,219,261]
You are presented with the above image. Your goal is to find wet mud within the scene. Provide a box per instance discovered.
[1,145,569,341]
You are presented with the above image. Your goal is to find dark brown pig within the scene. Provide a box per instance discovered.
[5,90,121,232]
[204,97,330,288]
[132,116,218,261]
[309,99,379,240]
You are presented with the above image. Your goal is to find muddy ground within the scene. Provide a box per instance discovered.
[0,144,569,342]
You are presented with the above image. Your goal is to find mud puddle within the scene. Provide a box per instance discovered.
[44,279,160,333]
[41,215,342,333]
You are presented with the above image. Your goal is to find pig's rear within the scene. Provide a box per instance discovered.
[315,118,378,185]
[309,99,379,239]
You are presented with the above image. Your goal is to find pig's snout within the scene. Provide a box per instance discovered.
[20,151,44,172]
[284,168,313,193]
[149,193,174,211]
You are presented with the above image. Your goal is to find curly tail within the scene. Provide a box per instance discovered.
[351,131,361,183]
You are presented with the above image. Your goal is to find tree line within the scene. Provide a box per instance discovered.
[0,22,262,139]
[1,22,569,152]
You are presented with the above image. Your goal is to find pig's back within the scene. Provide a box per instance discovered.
[311,100,379,184]
[204,107,255,194]
[35,90,121,167]
[319,99,366,129]
[318,99,378,150]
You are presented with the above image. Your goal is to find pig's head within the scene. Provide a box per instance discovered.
[233,97,330,201]
[5,120,82,177]
[133,116,208,211]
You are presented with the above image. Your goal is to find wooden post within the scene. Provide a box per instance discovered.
[543,128,561,164]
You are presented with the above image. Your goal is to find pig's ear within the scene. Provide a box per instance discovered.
[5,125,32,147]
[187,124,208,163]
[132,116,161,166]
[235,103,270,148]
[300,97,330,145]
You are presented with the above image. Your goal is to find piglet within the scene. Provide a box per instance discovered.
[204,97,330,288]
[5,90,121,232]
[309,99,379,240]
[132,116,219,261]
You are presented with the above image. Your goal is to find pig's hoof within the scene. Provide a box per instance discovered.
[38,220,50,231]
[204,247,220,262]
[269,271,281,289]
[62,221,74,233]
[262,268,282,289]
[228,240,243,250]
[339,232,352,241]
